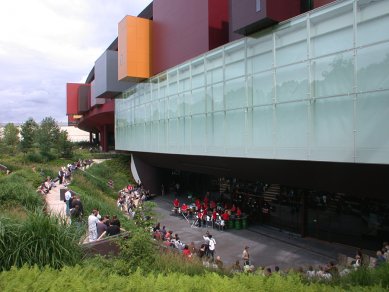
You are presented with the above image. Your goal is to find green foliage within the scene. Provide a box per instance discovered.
[152,250,222,276]
[25,151,45,163]
[1,265,388,291]
[20,117,38,153]
[86,156,133,192]
[340,265,389,289]
[0,212,83,271]
[68,163,136,232]
[119,230,157,273]
[133,201,156,231]
[36,116,60,156]
[2,123,20,155]
[0,170,43,211]
[57,130,73,158]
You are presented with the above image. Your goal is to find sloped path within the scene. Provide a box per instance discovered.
[44,160,108,219]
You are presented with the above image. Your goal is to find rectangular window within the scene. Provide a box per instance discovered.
[256,0,261,12]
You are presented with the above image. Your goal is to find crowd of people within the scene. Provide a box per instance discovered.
[162,194,389,278]
[171,194,244,230]
[37,162,389,277]
[116,182,151,218]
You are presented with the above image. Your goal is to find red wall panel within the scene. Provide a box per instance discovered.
[208,0,229,50]
[313,0,336,9]
[268,0,301,22]
[66,83,80,115]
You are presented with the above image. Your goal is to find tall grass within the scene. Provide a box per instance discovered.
[0,170,43,211]
[0,211,83,271]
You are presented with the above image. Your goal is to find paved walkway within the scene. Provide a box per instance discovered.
[45,160,107,219]
[45,181,66,219]
[152,194,373,271]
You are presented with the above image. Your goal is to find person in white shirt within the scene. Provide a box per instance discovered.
[203,233,216,261]
[64,190,72,216]
[88,209,99,242]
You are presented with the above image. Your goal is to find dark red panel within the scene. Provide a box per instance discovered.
[231,0,302,35]
[66,83,81,115]
[313,0,336,9]
[153,0,209,75]
[208,0,229,50]
[268,0,301,22]
[77,99,115,133]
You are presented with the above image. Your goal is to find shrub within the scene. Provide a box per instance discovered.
[119,230,157,273]
[1,265,388,291]
[25,152,44,163]
[0,212,83,271]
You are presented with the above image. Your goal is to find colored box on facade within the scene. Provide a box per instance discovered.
[231,0,301,35]
[94,50,134,99]
[90,80,105,107]
[66,83,81,115]
[152,0,229,75]
[78,84,90,113]
[118,16,152,81]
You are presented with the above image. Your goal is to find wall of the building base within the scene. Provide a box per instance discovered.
[129,152,388,199]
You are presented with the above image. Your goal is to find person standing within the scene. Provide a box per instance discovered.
[58,168,64,185]
[88,209,99,242]
[203,233,216,261]
[64,190,72,216]
[242,246,250,266]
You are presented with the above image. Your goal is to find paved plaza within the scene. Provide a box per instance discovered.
[152,194,365,270]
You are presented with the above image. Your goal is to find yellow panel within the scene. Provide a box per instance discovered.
[118,16,152,81]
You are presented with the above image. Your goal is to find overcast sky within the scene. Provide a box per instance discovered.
[0,0,152,124]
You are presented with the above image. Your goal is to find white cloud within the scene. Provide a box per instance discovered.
[0,0,152,123]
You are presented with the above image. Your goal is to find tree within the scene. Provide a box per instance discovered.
[37,117,60,156]
[57,130,73,158]
[2,123,20,154]
[20,118,38,153]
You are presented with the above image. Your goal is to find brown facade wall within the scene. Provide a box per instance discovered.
[152,0,209,75]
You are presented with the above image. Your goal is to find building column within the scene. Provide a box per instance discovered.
[99,125,108,152]
[89,132,93,143]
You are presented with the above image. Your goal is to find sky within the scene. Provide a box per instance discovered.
[0,0,152,124]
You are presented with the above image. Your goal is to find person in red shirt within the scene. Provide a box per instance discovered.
[204,195,209,206]
[195,198,201,210]
[222,210,229,221]
[210,200,216,209]
[231,204,236,213]
[212,210,217,221]
[236,207,242,217]
[182,245,192,258]
[173,198,180,208]
[181,203,188,216]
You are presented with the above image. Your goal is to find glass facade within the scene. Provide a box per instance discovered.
[116,0,389,164]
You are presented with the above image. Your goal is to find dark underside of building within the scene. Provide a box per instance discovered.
[128,151,389,251]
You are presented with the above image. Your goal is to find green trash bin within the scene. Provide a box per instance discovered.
[229,216,235,229]
[235,217,241,230]
[241,215,248,229]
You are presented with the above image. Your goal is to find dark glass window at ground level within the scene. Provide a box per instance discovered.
[160,168,388,250]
